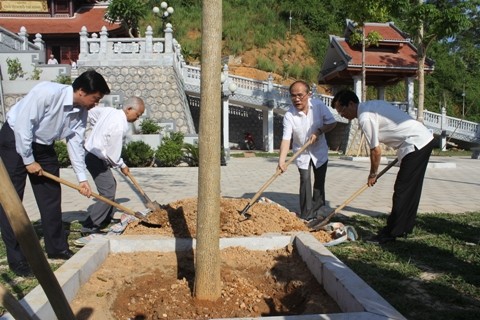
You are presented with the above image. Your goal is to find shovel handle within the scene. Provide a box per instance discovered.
[246,140,312,207]
[126,172,150,200]
[42,171,138,217]
[310,158,399,230]
[126,172,144,196]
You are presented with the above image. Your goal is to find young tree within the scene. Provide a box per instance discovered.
[194,0,222,301]
[342,0,393,101]
[105,0,148,37]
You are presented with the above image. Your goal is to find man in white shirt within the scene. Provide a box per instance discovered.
[80,97,145,235]
[278,80,337,221]
[332,90,435,244]
[0,70,110,276]
[47,54,58,64]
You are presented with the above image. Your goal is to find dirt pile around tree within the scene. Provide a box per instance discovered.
[123,197,332,243]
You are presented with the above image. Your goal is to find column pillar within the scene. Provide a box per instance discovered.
[406,77,415,117]
[377,86,386,100]
[262,108,274,152]
[353,76,362,102]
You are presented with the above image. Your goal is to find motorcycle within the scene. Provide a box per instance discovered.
[244,132,255,150]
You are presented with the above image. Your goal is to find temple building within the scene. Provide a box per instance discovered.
[0,0,126,64]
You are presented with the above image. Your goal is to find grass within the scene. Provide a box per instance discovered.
[329,212,480,320]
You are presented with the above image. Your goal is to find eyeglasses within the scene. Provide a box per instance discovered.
[290,93,308,100]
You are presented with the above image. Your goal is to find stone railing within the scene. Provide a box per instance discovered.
[0,26,44,52]
[78,24,186,68]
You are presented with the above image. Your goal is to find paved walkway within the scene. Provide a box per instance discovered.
[21,155,480,223]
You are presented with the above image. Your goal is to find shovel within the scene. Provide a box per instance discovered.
[42,171,161,226]
[308,158,399,231]
[125,171,162,211]
[238,140,312,219]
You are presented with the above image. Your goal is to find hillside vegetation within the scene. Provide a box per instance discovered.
[137,0,479,122]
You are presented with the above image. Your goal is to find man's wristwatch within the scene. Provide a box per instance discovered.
[368,173,377,178]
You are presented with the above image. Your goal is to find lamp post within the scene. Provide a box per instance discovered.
[152,1,174,30]
[220,65,237,165]
[462,83,465,118]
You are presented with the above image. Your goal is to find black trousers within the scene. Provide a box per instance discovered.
[0,122,68,268]
[385,139,435,237]
[298,160,328,220]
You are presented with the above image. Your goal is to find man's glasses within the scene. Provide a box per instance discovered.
[290,93,308,100]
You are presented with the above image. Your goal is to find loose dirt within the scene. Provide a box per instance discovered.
[71,198,340,319]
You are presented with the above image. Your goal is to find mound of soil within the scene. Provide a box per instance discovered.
[124,197,332,243]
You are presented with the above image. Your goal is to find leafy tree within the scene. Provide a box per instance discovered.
[393,0,473,122]
[105,0,148,37]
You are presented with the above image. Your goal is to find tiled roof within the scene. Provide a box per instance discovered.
[319,22,434,85]
[0,6,124,35]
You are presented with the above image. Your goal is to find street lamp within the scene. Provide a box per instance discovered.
[462,83,465,118]
[153,1,174,29]
[220,67,237,165]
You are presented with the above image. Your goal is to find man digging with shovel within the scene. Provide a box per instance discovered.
[77,96,145,244]
[331,90,435,245]
[0,70,110,276]
[278,80,337,222]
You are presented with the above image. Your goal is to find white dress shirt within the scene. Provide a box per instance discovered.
[6,81,89,182]
[84,107,128,168]
[282,98,336,169]
[358,100,434,160]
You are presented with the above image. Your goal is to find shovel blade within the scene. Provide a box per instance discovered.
[238,204,252,220]
[145,200,162,212]
[307,216,329,230]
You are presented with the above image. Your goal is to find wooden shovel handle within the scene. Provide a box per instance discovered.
[310,158,399,230]
[247,140,312,206]
[42,171,138,216]
[126,172,143,195]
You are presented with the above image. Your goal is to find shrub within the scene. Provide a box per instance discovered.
[155,132,185,167]
[122,141,155,167]
[54,75,72,84]
[54,141,71,168]
[140,118,162,134]
[256,57,276,73]
[6,57,26,80]
[301,65,318,84]
[183,142,199,167]
[30,64,42,80]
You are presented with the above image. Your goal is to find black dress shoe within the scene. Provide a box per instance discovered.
[366,234,396,245]
[10,262,34,277]
[47,249,74,260]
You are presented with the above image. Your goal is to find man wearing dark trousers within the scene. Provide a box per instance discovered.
[278,80,337,221]
[80,96,145,236]
[0,70,110,276]
[331,89,435,244]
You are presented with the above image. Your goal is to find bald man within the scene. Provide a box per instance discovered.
[81,97,145,235]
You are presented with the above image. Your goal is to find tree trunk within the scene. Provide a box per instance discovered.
[416,0,425,123]
[361,25,367,102]
[194,0,222,301]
